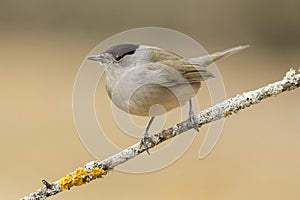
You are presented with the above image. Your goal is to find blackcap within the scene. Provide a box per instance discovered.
[88,44,248,153]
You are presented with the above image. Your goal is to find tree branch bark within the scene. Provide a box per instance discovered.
[21,69,300,200]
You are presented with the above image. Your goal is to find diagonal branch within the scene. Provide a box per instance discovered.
[21,69,300,200]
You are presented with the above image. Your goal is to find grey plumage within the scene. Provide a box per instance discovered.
[88,44,248,116]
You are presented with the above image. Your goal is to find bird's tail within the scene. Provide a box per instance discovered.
[188,45,249,67]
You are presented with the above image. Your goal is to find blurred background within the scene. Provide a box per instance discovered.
[1,0,300,199]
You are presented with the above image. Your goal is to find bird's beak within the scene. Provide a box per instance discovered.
[87,54,111,64]
[87,55,103,61]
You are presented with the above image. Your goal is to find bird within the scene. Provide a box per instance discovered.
[88,44,248,153]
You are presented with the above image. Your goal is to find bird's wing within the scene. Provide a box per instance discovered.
[148,47,214,84]
[146,45,249,85]
[159,59,214,83]
[143,61,212,88]
[144,62,189,87]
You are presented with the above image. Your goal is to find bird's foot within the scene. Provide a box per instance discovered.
[188,111,199,132]
[188,100,199,132]
[139,132,154,155]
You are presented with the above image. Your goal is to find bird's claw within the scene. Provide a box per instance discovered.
[189,112,199,132]
[139,134,154,154]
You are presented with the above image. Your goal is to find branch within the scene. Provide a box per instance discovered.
[21,69,300,200]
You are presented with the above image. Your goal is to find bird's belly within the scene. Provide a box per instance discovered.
[109,83,200,116]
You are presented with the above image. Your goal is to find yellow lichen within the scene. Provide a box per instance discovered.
[91,167,107,178]
[58,167,107,190]
[225,110,231,117]
[58,174,73,190]
[73,168,87,186]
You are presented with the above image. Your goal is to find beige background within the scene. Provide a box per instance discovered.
[1,0,300,199]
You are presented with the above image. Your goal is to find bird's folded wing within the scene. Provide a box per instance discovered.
[145,61,213,87]
[146,45,249,86]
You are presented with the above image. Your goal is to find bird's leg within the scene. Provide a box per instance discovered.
[140,116,155,154]
[188,99,199,132]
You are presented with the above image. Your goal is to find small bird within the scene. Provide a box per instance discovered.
[88,44,248,153]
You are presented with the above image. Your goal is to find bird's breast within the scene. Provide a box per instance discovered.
[105,71,200,116]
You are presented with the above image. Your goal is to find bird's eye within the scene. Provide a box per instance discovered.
[114,55,121,61]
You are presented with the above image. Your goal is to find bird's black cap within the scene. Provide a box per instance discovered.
[104,44,139,61]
